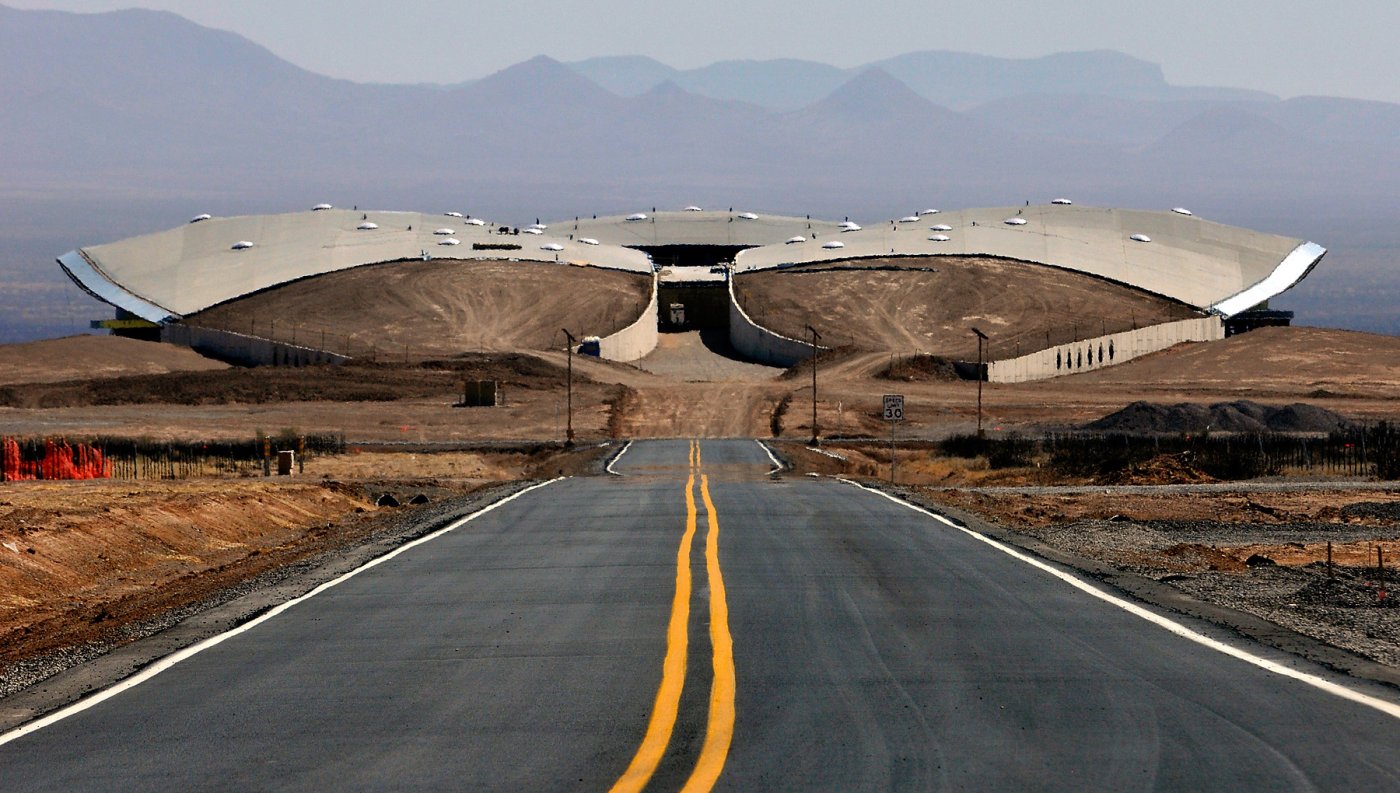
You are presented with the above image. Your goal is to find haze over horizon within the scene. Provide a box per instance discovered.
[4,0,1400,105]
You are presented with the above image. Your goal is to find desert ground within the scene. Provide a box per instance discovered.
[3,259,1400,699]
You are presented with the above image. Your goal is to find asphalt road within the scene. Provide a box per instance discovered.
[2,439,1398,791]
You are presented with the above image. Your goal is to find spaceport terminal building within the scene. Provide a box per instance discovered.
[58,201,1325,382]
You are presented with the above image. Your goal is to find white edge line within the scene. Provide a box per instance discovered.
[837,477,1400,721]
[0,477,566,747]
[605,440,632,476]
[756,440,783,474]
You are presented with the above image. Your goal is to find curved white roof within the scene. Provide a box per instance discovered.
[734,204,1325,316]
[59,204,1325,325]
[550,210,847,247]
[60,209,653,321]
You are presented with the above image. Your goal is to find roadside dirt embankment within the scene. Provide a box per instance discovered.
[0,479,369,667]
[0,446,605,690]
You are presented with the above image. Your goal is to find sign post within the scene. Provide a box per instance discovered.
[883,394,905,484]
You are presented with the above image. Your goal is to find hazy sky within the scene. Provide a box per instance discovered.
[7,0,1399,103]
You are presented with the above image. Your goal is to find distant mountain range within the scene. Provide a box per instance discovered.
[0,3,1397,338]
[568,51,1274,111]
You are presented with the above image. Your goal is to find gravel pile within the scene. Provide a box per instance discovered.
[1086,400,1354,434]
[1341,501,1400,521]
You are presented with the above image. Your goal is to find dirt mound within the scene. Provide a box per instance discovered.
[1340,502,1400,523]
[1086,399,1353,434]
[0,335,227,386]
[1293,576,1390,609]
[736,255,1200,359]
[877,354,961,382]
[188,259,651,358]
[1101,453,1217,485]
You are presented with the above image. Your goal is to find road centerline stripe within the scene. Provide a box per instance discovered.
[609,443,700,793]
[682,472,737,793]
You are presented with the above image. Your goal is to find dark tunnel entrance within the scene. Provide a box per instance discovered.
[636,244,751,269]
[640,244,752,333]
[658,283,729,331]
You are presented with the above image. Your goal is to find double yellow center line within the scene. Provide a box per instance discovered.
[611,440,737,793]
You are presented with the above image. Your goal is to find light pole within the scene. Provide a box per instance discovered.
[972,326,988,438]
[806,324,822,446]
[561,328,577,446]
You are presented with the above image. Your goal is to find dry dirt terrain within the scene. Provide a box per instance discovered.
[0,445,606,693]
[923,486,1400,668]
[795,326,1400,441]
[4,293,1400,694]
[0,335,228,384]
[3,327,1400,444]
[736,256,1201,359]
[189,258,651,359]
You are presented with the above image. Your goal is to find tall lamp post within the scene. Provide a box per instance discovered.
[971,326,988,438]
[806,324,822,446]
[561,328,577,446]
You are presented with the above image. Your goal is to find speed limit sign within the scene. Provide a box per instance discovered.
[883,394,905,422]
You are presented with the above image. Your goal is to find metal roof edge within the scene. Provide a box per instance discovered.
[57,250,178,324]
[1209,241,1327,318]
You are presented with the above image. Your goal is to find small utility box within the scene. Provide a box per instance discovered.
[276,450,295,476]
[459,380,499,407]
[669,303,686,326]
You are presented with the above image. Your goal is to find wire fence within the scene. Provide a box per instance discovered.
[1,433,347,482]
[939,422,1400,480]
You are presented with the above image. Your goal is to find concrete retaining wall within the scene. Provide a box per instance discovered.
[988,316,1224,383]
[727,276,826,367]
[596,272,659,362]
[162,324,351,367]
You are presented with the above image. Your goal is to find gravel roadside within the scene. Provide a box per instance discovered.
[883,481,1400,690]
